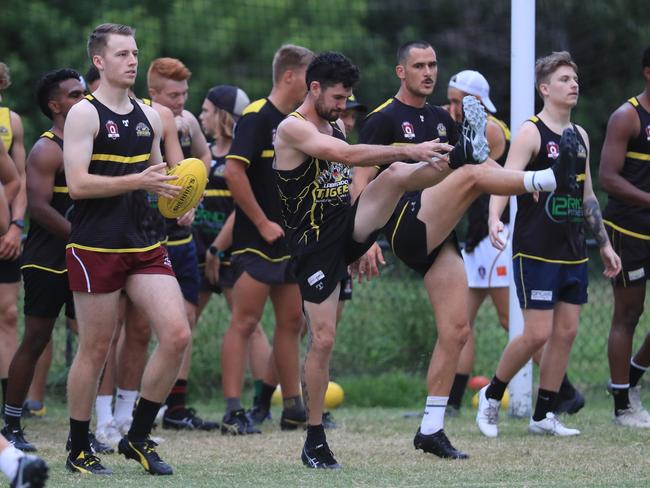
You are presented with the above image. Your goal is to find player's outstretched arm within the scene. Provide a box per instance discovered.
[276,116,452,170]
[65,101,180,200]
[599,105,650,208]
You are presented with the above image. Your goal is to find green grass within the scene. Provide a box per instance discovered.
[24,391,650,487]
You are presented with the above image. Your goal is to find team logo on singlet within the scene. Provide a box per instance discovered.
[645,125,650,141]
[212,162,226,178]
[106,120,120,140]
[546,141,560,159]
[315,162,350,202]
[577,143,587,159]
[135,122,151,138]
[401,121,415,140]
[0,126,7,135]
[437,123,447,138]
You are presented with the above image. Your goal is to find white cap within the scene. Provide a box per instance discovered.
[448,70,497,113]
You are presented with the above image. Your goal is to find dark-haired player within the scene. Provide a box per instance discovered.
[63,23,190,475]
[601,44,650,427]
[2,69,84,453]
[275,50,573,468]
[477,51,620,438]
[216,44,314,434]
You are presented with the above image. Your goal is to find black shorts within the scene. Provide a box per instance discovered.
[22,267,75,319]
[384,192,461,276]
[339,275,353,301]
[292,202,379,304]
[166,239,200,306]
[0,258,21,283]
[607,223,650,287]
[231,252,295,286]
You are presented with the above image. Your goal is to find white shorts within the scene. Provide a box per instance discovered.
[462,225,512,289]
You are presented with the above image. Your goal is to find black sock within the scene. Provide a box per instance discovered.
[448,374,469,409]
[128,397,162,442]
[629,362,647,388]
[533,388,558,421]
[69,418,91,458]
[612,386,631,415]
[4,403,22,430]
[560,374,575,394]
[165,379,187,415]
[255,383,276,410]
[1,378,6,414]
[306,424,326,448]
[485,375,508,401]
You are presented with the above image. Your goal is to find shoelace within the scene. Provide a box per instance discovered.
[142,440,163,461]
[313,444,336,465]
[80,453,103,467]
[486,401,499,424]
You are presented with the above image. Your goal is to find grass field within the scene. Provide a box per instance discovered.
[21,391,650,488]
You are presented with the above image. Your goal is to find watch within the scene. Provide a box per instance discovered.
[208,245,225,259]
[10,219,24,229]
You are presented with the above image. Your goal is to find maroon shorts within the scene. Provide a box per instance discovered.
[66,245,175,293]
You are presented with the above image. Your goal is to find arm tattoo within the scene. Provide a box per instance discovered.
[583,197,608,247]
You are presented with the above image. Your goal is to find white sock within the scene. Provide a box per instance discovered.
[0,445,23,481]
[114,388,138,424]
[420,396,448,435]
[523,168,557,192]
[95,395,114,427]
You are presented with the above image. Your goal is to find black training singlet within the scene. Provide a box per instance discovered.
[21,131,73,272]
[193,146,233,249]
[228,98,290,263]
[513,116,587,263]
[68,95,159,252]
[603,96,650,238]
[465,115,512,252]
[360,98,458,175]
[275,113,350,255]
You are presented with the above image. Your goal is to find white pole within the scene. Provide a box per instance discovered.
[507,0,535,418]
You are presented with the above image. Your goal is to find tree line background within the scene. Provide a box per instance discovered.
[0,0,649,399]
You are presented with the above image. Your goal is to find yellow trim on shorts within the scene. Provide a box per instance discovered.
[52,186,69,193]
[230,248,290,263]
[512,252,588,265]
[166,235,193,247]
[625,151,650,162]
[204,189,231,197]
[604,220,650,240]
[226,155,251,166]
[390,200,410,252]
[66,242,161,253]
[20,264,67,274]
[90,153,150,164]
[518,256,527,309]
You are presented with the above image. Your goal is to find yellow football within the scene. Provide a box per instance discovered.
[324,381,344,409]
[157,158,207,218]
